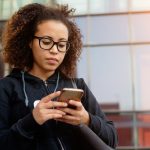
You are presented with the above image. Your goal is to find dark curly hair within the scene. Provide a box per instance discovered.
[2,3,82,77]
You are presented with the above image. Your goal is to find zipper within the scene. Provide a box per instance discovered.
[43,80,65,150]
[44,80,48,87]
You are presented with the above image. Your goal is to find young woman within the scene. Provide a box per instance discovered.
[0,3,117,150]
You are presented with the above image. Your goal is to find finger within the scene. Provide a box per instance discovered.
[41,91,61,103]
[45,114,64,120]
[68,100,82,110]
[43,108,66,115]
[58,107,79,116]
[62,115,80,121]
[43,101,68,109]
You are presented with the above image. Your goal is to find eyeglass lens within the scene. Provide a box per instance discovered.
[40,38,69,52]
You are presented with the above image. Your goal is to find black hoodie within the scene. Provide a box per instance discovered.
[0,69,117,150]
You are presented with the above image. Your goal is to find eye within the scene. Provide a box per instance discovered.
[58,42,67,48]
[41,38,52,45]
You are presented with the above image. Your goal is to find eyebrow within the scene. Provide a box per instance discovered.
[59,38,68,41]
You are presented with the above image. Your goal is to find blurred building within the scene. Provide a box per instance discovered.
[1,0,150,149]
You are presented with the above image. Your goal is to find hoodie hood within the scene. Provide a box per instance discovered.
[7,68,60,107]
[8,68,59,83]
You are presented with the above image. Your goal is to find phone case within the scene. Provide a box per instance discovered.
[58,88,84,102]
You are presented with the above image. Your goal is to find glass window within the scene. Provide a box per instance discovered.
[78,45,150,111]
[107,113,134,146]
[133,45,150,110]
[137,114,150,147]
[130,14,150,42]
[77,48,89,84]
[56,0,128,14]
[74,17,88,45]
[0,0,53,20]
[89,15,129,44]
[131,0,150,11]
[1,0,12,19]
[77,46,133,111]
[89,0,128,14]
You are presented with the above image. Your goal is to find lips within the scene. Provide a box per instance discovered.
[46,58,58,65]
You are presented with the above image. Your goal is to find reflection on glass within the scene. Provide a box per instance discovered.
[106,111,150,147]
[0,0,52,19]
[137,114,150,147]
[74,17,88,44]
[130,14,150,42]
[57,0,128,14]
[133,45,150,110]
[89,15,129,44]
[107,113,134,146]
[2,0,150,19]
[89,0,128,14]
[88,46,133,110]
[131,0,150,11]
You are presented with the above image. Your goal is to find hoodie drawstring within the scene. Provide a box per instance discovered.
[21,71,29,106]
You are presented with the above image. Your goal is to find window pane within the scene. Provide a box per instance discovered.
[133,45,150,110]
[1,0,12,19]
[131,0,150,11]
[130,14,150,42]
[89,15,129,44]
[0,0,52,19]
[74,17,88,45]
[137,114,150,147]
[107,113,134,146]
[77,46,133,110]
[77,48,88,84]
[56,0,128,14]
[89,0,128,14]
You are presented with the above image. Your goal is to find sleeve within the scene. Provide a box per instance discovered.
[0,80,40,149]
[76,78,118,148]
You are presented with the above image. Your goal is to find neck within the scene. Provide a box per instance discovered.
[28,69,55,81]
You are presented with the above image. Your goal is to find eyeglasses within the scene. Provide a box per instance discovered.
[33,36,70,52]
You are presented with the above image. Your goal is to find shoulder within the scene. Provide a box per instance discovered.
[74,78,85,88]
[0,75,18,90]
[0,68,21,84]
[0,77,10,89]
[0,76,11,86]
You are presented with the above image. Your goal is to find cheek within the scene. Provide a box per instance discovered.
[59,54,66,63]
[32,43,43,58]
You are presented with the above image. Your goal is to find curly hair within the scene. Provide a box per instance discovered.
[2,3,83,77]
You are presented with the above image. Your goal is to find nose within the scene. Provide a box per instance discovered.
[49,43,58,53]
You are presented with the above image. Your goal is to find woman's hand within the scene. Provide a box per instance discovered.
[55,100,90,126]
[32,91,68,125]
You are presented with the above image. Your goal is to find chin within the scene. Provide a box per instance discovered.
[46,67,56,72]
[44,64,59,72]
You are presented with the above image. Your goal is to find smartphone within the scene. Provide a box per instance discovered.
[58,88,84,103]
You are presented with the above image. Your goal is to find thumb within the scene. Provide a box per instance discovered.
[41,91,61,103]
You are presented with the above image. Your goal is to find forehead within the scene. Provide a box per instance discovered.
[35,20,69,39]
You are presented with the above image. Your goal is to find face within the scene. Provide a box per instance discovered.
[30,20,69,74]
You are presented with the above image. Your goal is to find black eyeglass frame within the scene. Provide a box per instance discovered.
[33,36,70,52]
